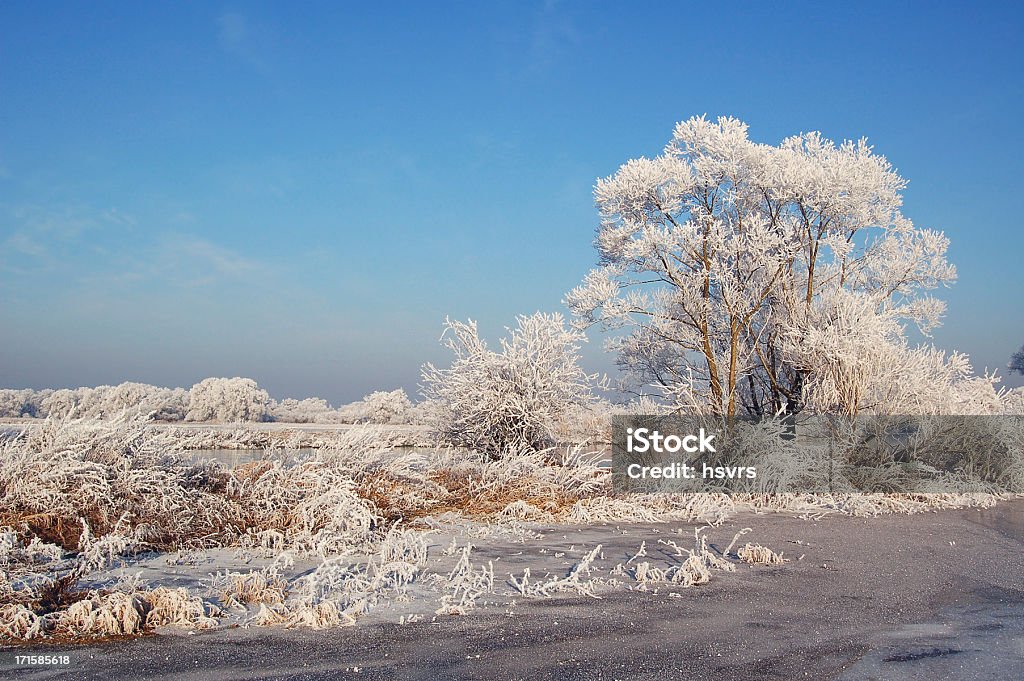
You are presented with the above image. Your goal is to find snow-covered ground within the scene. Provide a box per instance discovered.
[3,501,1021,680]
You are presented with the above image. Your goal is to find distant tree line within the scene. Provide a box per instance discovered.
[0,379,421,425]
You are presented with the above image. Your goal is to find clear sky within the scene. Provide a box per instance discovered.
[1,1,1022,403]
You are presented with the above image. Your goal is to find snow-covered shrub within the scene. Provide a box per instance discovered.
[76,519,141,573]
[30,383,188,421]
[102,382,189,421]
[213,566,289,608]
[0,389,49,418]
[359,389,413,424]
[54,591,147,637]
[50,587,219,637]
[268,397,340,424]
[227,459,379,555]
[41,387,112,419]
[186,377,270,423]
[336,389,415,425]
[421,313,598,457]
[737,543,787,565]
[0,416,235,550]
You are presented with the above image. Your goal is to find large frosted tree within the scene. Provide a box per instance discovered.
[566,116,964,417]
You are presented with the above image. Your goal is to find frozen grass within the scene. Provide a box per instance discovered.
[211,566,288,608]
[164,423,429,451]
[435,544,494,615]
[509,544,603,598]
[737,543,787,566]
[0,415,234,550]
[610,528,740,590]
[0,414,1018,641]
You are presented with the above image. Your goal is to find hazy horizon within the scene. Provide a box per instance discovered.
[2,2,1022,404]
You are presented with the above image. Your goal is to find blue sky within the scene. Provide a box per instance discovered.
[1,1,1022,403]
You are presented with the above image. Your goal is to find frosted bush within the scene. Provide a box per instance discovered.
[226,459,379,555]
[186,377,270,423]
[140,587,221,629]
[268,397,341,424]
[336,389,415,425]
[77,520,141,573]
[0,416,235,550]
[422,313,599,457]
[0,389,49,418]
[55,592,147,637]
[42,387,110,419]
[1,603,44,639]
[103,382,189,421]
[360,389,414,424]
[26,383,187,421]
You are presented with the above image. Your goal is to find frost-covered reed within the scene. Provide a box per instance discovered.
[0,413,1016,641]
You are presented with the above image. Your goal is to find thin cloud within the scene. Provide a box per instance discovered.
[218,11,249,50]
[73,233,264,294]
[5,232,45,256]
[0,203,137,274]
[174,235,259,279]
[217,10,273,74]
[527,0,582,73]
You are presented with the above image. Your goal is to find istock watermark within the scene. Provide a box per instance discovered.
[622,426,758,482]
[625,427,717,454]
[611,415,1024,495]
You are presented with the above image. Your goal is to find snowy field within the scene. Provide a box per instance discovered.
[2,416,1014,648]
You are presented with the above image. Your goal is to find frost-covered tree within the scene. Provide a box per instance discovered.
[32,383,188,421]
[41,386,112,419]
[567,115,959,417]
[1011,345,1024,376]
[359,389,414,425]
[421,312,597,457]
[0,389,49,418]
[335,391,413,425]
[185,377,270,423]
[102,382,190,421]
[269,397,340,423]
[779,289,1005,415]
